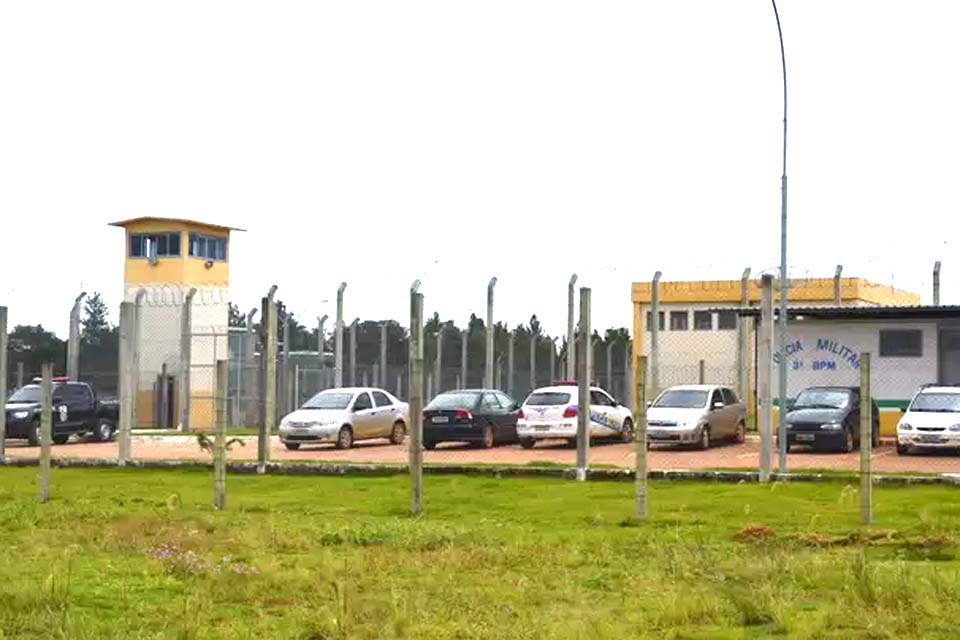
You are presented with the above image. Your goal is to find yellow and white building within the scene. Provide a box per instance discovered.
[110,216,242,429]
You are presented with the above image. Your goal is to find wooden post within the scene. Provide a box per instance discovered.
[635,356,648,520]
[118,302,134,465]
[758,275,774,482]
[409,282,424,515]
[38,364,53,503]
[214,359,228,510]
[576,287,591,481]
[860,353,872,524]
[260,286,278,473]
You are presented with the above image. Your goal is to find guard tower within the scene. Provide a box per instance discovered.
[110,217,243,429]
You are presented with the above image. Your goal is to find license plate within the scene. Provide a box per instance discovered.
[796,434,815,442]
[535,425,551,431]
[920,434,943,443]
[432,416,449,424]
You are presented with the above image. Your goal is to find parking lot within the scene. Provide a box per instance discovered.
[5,435,960,475]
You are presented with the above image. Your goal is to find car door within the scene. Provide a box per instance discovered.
[67,384,96,432]
[350,392,378,440]
[707,389,730,437]
[848,392,862,443]
[371,390,397,436]
[589,389,616,437]
[479,393,502,435]
[721,388,742,435]
[496,392,520,441]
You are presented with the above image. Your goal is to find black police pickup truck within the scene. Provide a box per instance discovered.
[4,378,119,445]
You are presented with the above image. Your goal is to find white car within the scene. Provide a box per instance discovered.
[646,385,746,450]
[896,385,960,455]
[516,382,634,449]
[279,387,409,450]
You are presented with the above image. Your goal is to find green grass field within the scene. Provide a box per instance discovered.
[1,468,959,639]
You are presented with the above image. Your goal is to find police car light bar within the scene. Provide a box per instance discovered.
[553,379,577,386]
[31,376,70,383]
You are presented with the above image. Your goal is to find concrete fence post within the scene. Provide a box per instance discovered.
[334,283,346,387]
[634,355,648,520]
[529,333,536,392]
[243,308,258,427]
[834,264,843,305]
[507,331,515,395]
[159,363,169,429]
[737,268,751,408]
[380,322,388,391]
[605,340,614,391]
[67,292,85,381]
[16,362,24,390]
[0,306,7,459]
[38,363,53,503]
[860,352,873,524]
[549,338,557,384]
[460,329,468,390]
[758,275,774,482]
[179,288,197,432]
[650,271,662,399]
[409,281,424,515]
[434,329,443,394]
[118,302,134,465]
[282,313,291,415]
[259,285,278,473]
[485,278,497,389]
[576,287,591,482]
[350,318,359,387]
[623,340,632,408]
[214,359,228,510]
[567,274,577,379]
[934,261,942,306]
[698,359,706,385]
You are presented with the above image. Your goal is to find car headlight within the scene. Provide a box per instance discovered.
[13,411,30,420]
[898,423,913,431]
[820,422,842,431]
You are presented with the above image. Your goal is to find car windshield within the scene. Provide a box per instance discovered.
[909,392,960,413]
[653,390,708,409]
[7,386,41,403]
[793,389,851,410]
[525,392,571,406]
[427,392,480,410]
[302,392,354,410]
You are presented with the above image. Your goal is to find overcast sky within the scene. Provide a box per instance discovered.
[1,1,957,338]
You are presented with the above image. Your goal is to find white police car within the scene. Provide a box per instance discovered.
[896,385,960,455]
[516,381,634,449]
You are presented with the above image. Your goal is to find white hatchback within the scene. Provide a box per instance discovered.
[897,385,960,455]
[279,387,409,450]
[516,383,634,449]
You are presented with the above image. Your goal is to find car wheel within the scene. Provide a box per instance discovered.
[620,419,634,443]
[698,426,711,451]
[284,442,301,451]
[841,428,854,453]
[520,438,536,450]
[335,426,354,450]
[95,421,114,442]
[423,441,437,450]
[896,443,909,456]
[389,421,406,445]
[733,420,746,444]
[872,430,880,449]
[566,438,578,448]
[479,426,495,449]
[27,421,40,447]
[52,434,70,445]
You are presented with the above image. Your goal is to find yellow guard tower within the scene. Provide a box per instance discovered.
[110,217,243,429]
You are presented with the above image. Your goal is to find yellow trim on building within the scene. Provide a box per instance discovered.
[631,278,918,306]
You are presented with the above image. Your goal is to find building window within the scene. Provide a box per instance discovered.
[129,232,181,258]
[880,329,922,357]
[645,311,665,331]
[669,311,689,331]
[694,311,713,331]
[717,310,738,331]
[188,233,227,261]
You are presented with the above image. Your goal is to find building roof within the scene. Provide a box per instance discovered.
[631,277,919,307]
[108,216,246,232]
[727,305,960,321]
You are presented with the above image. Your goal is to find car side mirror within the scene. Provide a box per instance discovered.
[646,401,653,408]
[713,401,724,410]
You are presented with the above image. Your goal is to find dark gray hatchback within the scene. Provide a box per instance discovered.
[782,386,880,452]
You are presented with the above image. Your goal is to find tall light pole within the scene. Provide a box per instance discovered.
[772,0,790,473]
